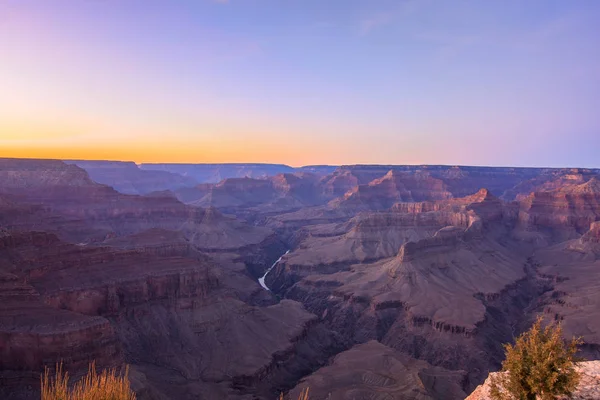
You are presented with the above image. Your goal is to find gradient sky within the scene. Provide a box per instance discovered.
[1,0,599,167]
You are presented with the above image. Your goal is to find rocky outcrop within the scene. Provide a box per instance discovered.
[465,361,600,400]
[320,169,362,198]
[581,221,600,244]
[0,158,96,193]
[327,165,548,200]
[517,177,600,241]
[503,168,599,201]
[330,170,453,211]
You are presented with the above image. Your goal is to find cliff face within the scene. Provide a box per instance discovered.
[465,361,600,400]
[0,232,123,397]
[503,168,599,201]
[517,177,600,241]
[330,170,453,211]
[327,165,547,200]
[0,229,322,400]
[0,158,96,189]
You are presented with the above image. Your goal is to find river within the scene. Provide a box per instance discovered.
[258,250,290,291]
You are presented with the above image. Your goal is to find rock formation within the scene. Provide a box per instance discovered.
[517,176,600,242]
[2,159,600,400]
[465,361,600,400]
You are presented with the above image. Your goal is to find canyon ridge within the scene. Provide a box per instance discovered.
[1,159,600,400]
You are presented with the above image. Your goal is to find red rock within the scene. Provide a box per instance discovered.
[517,177,600,241]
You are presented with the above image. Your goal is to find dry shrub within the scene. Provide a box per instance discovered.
[280,387,309,400]
[490,317,581,400]
[41,361,136,400]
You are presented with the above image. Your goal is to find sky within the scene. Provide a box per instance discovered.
[1,0,599,167]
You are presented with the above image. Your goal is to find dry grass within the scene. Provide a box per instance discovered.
[280,387,309,400]
[41,361,136,400]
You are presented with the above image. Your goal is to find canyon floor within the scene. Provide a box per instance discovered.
[1,159,600,399]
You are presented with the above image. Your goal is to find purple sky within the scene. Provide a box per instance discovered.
[1,0,599,167]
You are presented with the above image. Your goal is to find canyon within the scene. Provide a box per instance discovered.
[1,158,600,399]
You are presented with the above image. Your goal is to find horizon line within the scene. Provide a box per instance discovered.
[1,156,600,171]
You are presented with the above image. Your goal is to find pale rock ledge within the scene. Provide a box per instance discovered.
[465,361,600,400]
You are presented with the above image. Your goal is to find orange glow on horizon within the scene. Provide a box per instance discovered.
[0,139,366,167]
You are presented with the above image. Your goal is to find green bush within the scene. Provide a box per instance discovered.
[490,317,581,400]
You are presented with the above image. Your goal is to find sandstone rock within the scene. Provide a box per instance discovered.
[517,176,600,241]
[329,170,453,212]
[465,361,600,400]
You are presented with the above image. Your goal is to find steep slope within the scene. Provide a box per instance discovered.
[530,223,600,359]
[517,177,600,242]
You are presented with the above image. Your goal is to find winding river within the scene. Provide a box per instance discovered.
[258,250,290,291]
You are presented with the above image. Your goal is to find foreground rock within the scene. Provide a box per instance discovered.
[465,360,600,400]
